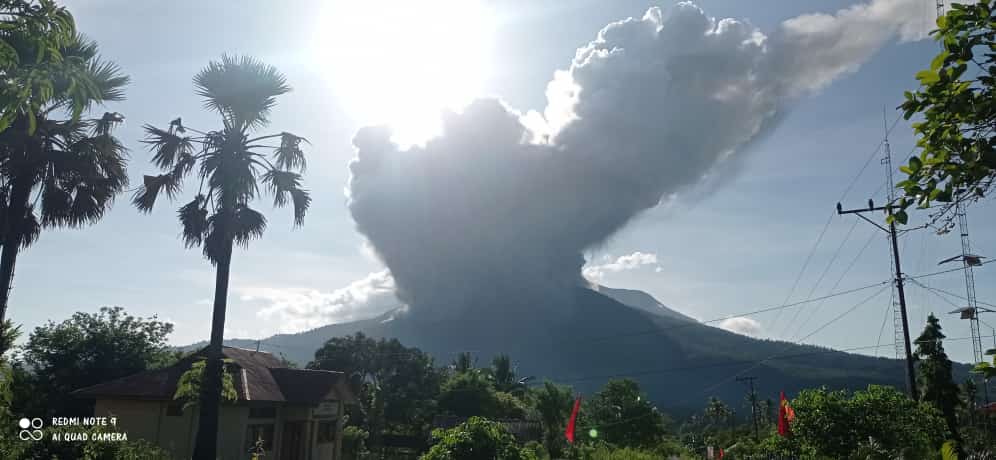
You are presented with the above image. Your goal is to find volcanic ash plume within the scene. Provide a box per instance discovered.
[346,0,933,315]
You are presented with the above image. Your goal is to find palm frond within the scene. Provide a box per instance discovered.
[93,111,123,136]
[193,54,290,131]
[273,132,307,172]
[39,178,72,227]
[261,169,300,207]
[201,213,227,265]
[131,173,181,213]
[289,188,310,227]
[232,205,266,248]
[19,205,39,249]
[177,194,208,249]
[50,34,129,117]
[65,128,129,191]
[84,56,128,102]
[260,168,310,226]
[143,124,194,170]
[66,182,110,226]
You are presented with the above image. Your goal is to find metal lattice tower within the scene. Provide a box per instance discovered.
[957,202,984,363]
[881,112,906,359]
[937,0,945,20]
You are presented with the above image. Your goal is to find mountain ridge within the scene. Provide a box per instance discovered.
[191,285,934,409]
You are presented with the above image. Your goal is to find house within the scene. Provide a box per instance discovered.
[72,346,358,460]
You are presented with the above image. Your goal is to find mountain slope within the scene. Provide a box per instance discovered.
[597,285,697,323]
[212,286,914,409]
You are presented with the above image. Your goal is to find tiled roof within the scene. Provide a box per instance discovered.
[71,346,357,405]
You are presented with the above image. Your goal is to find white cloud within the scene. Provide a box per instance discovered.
[248,270,401,334]
[583,252,660,283]
[718,316,762,337]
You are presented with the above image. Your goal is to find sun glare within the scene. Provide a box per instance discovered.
[318,0,494,146]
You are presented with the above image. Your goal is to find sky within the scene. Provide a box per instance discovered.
[13,0,995,364]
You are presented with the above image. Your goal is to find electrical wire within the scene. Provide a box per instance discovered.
[779,217,861,339]
[874,286,897,357]
[789,224,879,341]
[694,285,890,399]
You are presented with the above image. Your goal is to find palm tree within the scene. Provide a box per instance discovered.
[0,34,129,324]
[453,351,474,373]
[490,354,516,391]
[133,55,310,459]
[704,396,731,428]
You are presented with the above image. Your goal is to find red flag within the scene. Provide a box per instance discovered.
[565,395,582,444]
[778,391,793,437]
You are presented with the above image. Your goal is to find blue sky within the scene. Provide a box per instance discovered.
[14,0,994,363]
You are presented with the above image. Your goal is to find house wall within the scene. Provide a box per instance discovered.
[94,400,250,460]
[94,399,344,460]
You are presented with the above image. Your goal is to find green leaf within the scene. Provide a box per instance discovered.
[908,156,923,172]
[930,50,950,71]
[916,69,940,84]
[26,110,36,136]
[940,441,957,460]
[893,210,909,225]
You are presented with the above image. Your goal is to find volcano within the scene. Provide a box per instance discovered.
[213,285,913,409]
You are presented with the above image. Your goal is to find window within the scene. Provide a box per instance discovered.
[245,424,274,452]
[248,407,277,419]
[317,421,336,444]
[165,403,183,417]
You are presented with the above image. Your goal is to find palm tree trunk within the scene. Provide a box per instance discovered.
[0,176,32,325]
[192,236,233,460]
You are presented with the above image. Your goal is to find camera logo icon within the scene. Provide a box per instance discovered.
[18,418,43,441]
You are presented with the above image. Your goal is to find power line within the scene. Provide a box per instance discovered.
[907,258,995,280]
[695,285,890,399]
[875,288,896,356]
[790,223,878,341]
[779,217,860,339]
[563,280,890,346]
[768,115,901,335]
[911,281,996,310]
[768,213,835,334]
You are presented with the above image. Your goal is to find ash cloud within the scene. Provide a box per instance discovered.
[346,0,933,316]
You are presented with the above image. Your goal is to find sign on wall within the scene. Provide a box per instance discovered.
[312,401,339,419]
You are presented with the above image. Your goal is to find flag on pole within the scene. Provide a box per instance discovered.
[565,395,582,444]
[778,391,795,436]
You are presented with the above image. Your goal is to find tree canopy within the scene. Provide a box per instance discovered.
[789,385,947,458]
[309,332,443,436]
[421,417,537,460]
[581,379,669,449]
[19,306,173,416]
[896,0,996,225]
[913,314,962,445]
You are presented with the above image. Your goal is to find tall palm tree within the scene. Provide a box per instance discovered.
[0,33,129,325]
[134,55,310,459]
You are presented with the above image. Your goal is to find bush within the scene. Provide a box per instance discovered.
[421,416,537,460]
[584,446,659,460]
[0,424,172,459]
[342,425,370,460]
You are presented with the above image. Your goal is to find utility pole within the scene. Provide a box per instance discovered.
[837,110,917,397]
[836,200,916,396]
[736,376,759,440]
